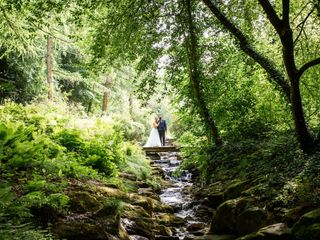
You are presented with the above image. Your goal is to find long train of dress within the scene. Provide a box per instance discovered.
[144,127,162,147]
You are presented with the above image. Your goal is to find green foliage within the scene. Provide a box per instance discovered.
[102,197,124,215]
[54,128,83,151]
[0,101,151,236]
[112,114,147,143]
[0,223,54,240]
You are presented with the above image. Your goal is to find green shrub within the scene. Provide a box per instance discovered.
[0,101,152,237]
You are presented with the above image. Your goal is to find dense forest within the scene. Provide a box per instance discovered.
[1,0,320,239]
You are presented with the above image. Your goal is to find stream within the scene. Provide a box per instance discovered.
[151,151,209,239]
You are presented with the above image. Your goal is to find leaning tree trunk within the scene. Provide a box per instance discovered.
[259,0,315,151]
[202,0,317,151]
[185,0,221,146]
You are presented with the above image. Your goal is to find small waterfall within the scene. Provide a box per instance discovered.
[151,151,208,239]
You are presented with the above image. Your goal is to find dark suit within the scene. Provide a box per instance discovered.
[158,119,167,146]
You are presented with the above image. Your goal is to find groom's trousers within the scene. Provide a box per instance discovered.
[159,130,165,146]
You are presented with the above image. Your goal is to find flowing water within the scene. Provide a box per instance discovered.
[152,151,209,239]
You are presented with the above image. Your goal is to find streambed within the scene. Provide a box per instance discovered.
[152,151,209,239]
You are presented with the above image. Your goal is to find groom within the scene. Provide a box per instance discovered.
[157,116,167,146]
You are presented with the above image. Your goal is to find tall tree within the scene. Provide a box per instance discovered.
[102,75,112,113]
[184,0,221,145]
[201,0,320,151]
[46,34,53,100]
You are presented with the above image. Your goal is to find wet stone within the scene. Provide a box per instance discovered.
[155,236,180,240]
[187,222,206,232]
[151,149,209,239]
[130,235,149,240]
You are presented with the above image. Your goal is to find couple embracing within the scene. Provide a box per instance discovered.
[144,116,167,147]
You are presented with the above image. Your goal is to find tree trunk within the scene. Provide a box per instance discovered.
[202,0,317,151]
[87,99,93,114]
[290,79,314,150]
[129,93,133,117]
[185,0,221,145]
[46,35,53,100]
[279,16,314,151]
[102,75,112,113]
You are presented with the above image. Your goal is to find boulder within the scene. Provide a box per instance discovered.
[193,234,236,240]
[202,193,225,209]
[153,202,175,214]
[292,208,320,240]
[236,207,269,235]
[120,172,138,181]
[152,166,165,178]
[155,224,173,236]
[281,206,305,226]
[122,203,155,239]
[237,223,291,240]
[210,197,254,234]
[53,213,124,240]
[223,179,250,201]
[130,194,154,214]
[122,203,151,219]
[155,236,179,240]
[96,186,128,199]
[155,213,186,226]
[69,191,103,213]
[186,222,206,232]
[122,217,155,239]
[194,182,225,208]
[129,236,149,240]
[138,187,161,201]
[53,220,111,240]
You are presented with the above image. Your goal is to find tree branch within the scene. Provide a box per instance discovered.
[294,5,316,45]
[282,0,290,25]
[0,6,27,45]
[201,0,290,99]
[298,57,320,77]
[258,0,283,34]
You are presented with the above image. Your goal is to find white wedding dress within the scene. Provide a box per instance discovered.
[144,127,162,147]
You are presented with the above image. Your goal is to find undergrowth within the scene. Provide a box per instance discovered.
[178,132,320,211]
[0,100,150,239]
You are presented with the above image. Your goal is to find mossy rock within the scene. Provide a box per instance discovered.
[155,213,186,226]
[138,187,160,201]
[195,182,225,208]
[223,179,250,201]
[203,193,225,209]
[154,224,173,236]
[292,209,320,240]
[69,191,103,213]
[237,223,291,240]
[210,197,255,234]
[122,203,151,219]
[155,236,179,240]
[236,207,269,235]
[94,200,123,218]
[53,215,123,240]
[194,234,236,240]
[120,172,138,181]
[122,217,155,239]
[53,221,109,240]
[97,186,128,200]
[130,195,154,214]
[152,202,174,214]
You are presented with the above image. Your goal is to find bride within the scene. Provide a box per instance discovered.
[144,117,162,147]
